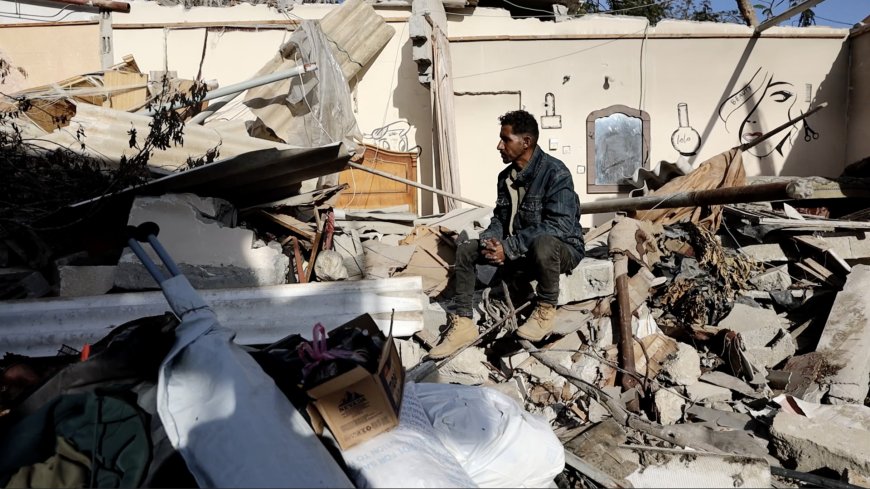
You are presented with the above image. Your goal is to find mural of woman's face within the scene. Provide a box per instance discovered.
[738,80,797,157]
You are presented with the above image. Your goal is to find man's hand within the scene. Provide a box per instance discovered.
[481,238,506,265]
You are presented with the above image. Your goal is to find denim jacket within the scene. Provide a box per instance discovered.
[480,146,585,262]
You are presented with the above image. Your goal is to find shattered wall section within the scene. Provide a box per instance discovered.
[115,194,290,290]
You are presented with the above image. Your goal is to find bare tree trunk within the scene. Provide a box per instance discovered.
[736,0,758,26]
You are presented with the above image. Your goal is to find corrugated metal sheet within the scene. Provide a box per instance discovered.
[0,276,423,357]
[73,142,350,209]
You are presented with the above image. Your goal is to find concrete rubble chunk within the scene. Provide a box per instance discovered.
[747,329,796,369]
[699,371,759,398]
[58,266,117,297]
[625,449,771,488]
[686,382,733,403]
[717,303,781,350]
[362,240,416,279]
[813,264,870,404]
[770,410,870,478]
[115,194,289,290]
[553,258,615,305]
[564,418,637,484]
[749,264,792,291]
[655,388,685,425]
[394,338,425,371]
[659,342,701,386]
[717,302,795,369]
[424,346,490,385]
[587,398,610,423]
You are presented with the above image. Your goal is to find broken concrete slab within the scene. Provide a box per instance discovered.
[717,303,781,350]
[547,258,614,305]
[770,410,870,478]
[699,371,759,398]
[749,264,792,292]
[58,266,117,297]
[659,342,701,386]
[746,329,796,370]
[624,448,771,488]
[564,419,637,485]
[685,404,756,431]
[362,240,416,279]
[395,338,425,371]
[813,264,870,404]
[424,346,490,385]
[655,388,685,425]
[516,333,584,384]
[686,382,733,403]
[115,194,289,290]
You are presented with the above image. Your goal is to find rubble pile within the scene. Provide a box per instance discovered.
[2,1,870,487]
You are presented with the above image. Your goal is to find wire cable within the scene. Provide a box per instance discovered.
[501,0,556,16]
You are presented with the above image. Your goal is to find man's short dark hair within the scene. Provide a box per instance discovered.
[499,110,538,143]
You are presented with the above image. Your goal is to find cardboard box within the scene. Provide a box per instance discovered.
[306,314,405,450]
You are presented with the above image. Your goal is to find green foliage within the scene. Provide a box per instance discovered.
[0,75,214,233]
[755,0,816,26]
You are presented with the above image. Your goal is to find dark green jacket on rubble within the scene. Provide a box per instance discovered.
[480,145,585,262]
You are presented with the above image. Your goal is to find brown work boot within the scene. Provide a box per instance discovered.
[428,315,478,359]
[516,303,557,341]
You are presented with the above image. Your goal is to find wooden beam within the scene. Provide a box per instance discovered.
[48,0,131,13]
[347,161,487,208]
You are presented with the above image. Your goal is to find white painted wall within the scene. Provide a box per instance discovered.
[0,2,854,222]
[448,11,850,226]
[847,26,870,166]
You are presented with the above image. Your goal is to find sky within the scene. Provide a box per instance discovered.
[709,0,870,28]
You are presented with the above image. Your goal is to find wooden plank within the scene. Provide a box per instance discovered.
[102,70,149,111]
[792,235,852,275]
[306,228,324,283]
[797,258,844,289]
[337,144,418,213]
[0,277,425,356]
[259,210,316,241]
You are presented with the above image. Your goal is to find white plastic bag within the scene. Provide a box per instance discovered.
[415,383,565,488]
[341,382,477,488]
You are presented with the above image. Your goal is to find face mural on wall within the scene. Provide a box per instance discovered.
[718,67,819,159]
[363,120,411,152]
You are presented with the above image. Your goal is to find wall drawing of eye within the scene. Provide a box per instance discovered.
[770,90,794,103]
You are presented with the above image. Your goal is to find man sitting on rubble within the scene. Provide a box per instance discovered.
[428,110,585,359]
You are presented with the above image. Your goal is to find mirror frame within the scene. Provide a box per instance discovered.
[586,104,651,194]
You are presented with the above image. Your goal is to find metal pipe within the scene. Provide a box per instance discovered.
[142,63,317,116]
[47,0,130,13]
[739,102,827,151]
[187,92,242,125]
[347,161,487,208]
[614,254,640,408]
[582,180,814,215]
[755,0,826,33]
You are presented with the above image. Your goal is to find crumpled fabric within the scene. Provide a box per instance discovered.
[631,148,745,232]
[6,437,90,489]
[0,392,151,489]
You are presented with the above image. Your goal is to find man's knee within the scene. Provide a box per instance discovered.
[529,235,561,264]
[456,239,480,266]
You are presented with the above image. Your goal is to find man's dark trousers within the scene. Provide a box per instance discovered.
[452,235,581,318]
